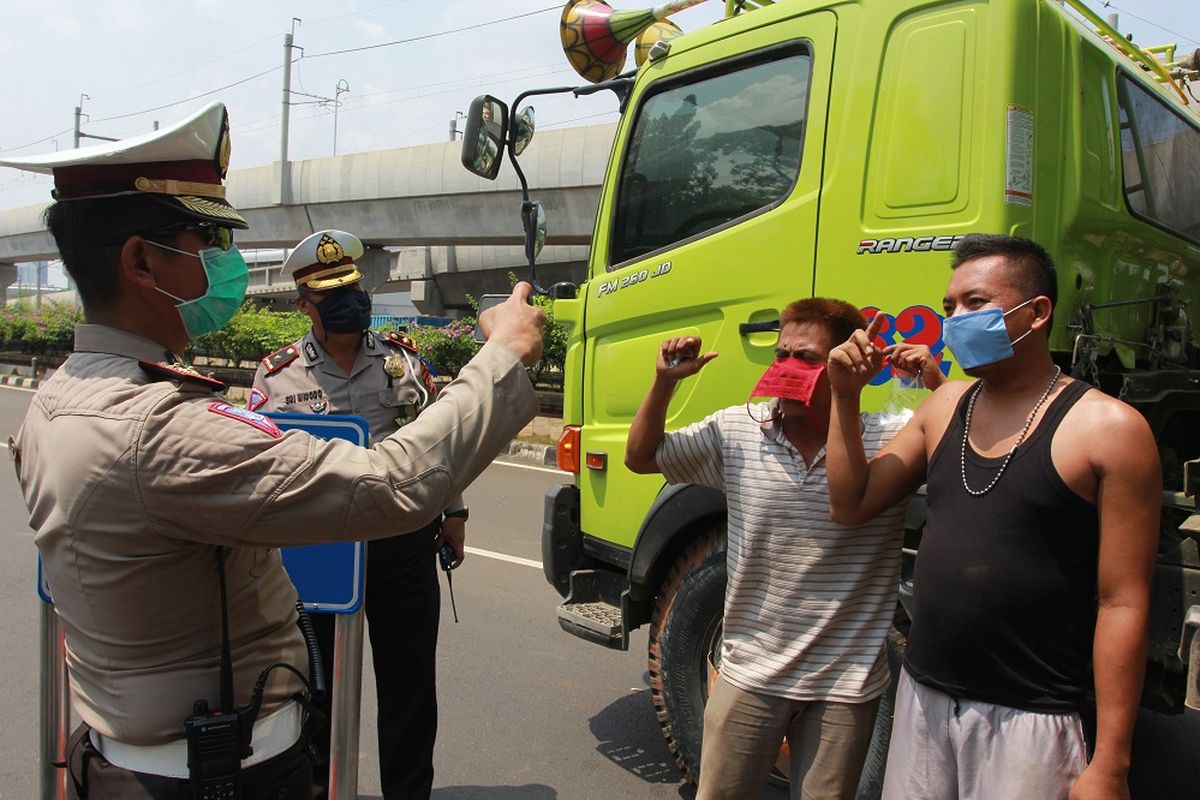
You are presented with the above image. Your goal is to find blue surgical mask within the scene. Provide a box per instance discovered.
[312,286,373,334]
[149,241,249,338]
[942,297,1036,370]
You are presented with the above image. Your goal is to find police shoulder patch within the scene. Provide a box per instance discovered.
[261,344,300,374]
[247,387,268,412]
[139,361,225,391]
[386,331,419,354]
[208,402,283,438]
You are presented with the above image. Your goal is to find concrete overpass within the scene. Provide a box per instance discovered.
[0,123,616,313]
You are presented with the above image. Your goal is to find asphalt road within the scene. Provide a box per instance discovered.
[0,384,1195,799]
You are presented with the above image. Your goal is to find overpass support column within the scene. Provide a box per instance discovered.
[398,247,447,316]
[0,263,16,306]
[409,279,446,317]
[358,246,393,295]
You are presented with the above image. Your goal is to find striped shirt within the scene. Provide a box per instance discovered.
[657,403,909,702]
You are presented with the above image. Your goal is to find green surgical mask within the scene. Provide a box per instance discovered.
[149,241,249,338]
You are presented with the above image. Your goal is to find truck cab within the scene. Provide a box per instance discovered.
[465,0,1200,792]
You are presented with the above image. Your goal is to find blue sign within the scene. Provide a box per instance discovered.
[36,412,370,614]
[268,413,370,614]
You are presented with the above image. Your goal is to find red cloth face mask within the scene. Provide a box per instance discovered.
[749,357,827,405]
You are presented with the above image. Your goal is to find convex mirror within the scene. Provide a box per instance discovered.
[513,106,536,156]
[460,94,509,180]
[523,201,546,262]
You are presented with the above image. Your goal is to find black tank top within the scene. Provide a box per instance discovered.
[905,378,1099,712]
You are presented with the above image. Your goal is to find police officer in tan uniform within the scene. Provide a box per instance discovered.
[251,230,464,799]
[0,102,544,799]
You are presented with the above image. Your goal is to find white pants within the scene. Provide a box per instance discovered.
[882,669,1088,800]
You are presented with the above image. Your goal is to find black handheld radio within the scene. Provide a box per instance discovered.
[184,550,326,800]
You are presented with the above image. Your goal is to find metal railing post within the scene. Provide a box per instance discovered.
[39,603,68,800]
[327,607,365,800]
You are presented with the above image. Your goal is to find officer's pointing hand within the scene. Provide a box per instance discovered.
[828,312,887,394]
[480,282,546,367]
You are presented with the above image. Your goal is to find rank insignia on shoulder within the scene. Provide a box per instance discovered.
[386,331,419,354]
[261,345,300,374]
[140,360,225,391]
[208,402,283,438]
[304,341,319,362]
[420,361,437,396]
[247,387,268,412]
[383,355,406,378]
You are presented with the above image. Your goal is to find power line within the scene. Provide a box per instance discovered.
[89,64,286,124]
[90,30,288,101]
[0,5,558,150]
[305,0,417,26]
[1104,1,1200,47]
[2,127,74,154]
[230,64,575,137]
[304,6,560,59]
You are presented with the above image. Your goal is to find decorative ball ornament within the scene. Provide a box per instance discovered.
[635,19,684,67]
[560,0,709,83]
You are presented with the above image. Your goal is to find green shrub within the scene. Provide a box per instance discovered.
[194,303,311,366]
[0,302,83,354]
[402,318,480,378]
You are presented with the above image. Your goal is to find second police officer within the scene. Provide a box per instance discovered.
[251,230,461,800]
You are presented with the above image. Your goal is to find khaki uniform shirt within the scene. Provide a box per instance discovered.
[250,329,463,512]
[14,324,535,745]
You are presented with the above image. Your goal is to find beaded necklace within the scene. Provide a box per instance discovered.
[960,365,1062,496]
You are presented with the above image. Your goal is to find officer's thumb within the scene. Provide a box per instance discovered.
[509,281,534,307]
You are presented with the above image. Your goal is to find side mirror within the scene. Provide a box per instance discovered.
[513,106,536,156]
[460,95,509,180]
[523,201,546,263]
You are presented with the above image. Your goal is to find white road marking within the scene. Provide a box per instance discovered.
[464,545,542,570]
[493,459,568,476]
[0,384,38,394]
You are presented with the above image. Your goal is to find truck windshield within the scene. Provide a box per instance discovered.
[609,48,812,267]
[1117,73,1200,244]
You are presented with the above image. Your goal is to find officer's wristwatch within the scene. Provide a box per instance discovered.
[444,508,469,521]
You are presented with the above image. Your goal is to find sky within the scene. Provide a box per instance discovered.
[0,0,1195,213]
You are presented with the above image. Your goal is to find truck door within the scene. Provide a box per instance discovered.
[580,11,836,548]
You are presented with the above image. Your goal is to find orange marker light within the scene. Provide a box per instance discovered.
[585,451,607,471]
[557,426,581,473]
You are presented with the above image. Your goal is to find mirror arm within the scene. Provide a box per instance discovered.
[571,72,635,110]
[505,83,600,300]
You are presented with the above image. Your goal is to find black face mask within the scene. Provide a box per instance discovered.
[312,287,372,334]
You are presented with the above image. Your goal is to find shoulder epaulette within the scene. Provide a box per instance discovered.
[139,361,225,391]
[261,344,301,374]
[386,331,419,354]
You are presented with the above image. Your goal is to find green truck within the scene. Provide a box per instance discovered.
[461,0,1200,793]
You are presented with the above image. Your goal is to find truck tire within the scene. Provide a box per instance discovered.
[854,625,908,800]
[647,526,726,783]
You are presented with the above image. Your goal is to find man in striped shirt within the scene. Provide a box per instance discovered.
[625,298,942,800]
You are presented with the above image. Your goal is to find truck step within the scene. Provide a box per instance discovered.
[556,569,628,650]
[559,600,622,637]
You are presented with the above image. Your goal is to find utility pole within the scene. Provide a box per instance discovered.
[280,18,301,202]
[449,111,465,142]
[73,94,89,148]
[72,93,121,148]
[333,79,350,155]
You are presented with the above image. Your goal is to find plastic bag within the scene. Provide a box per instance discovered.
[878,372,926,424]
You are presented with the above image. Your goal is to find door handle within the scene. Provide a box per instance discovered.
[738,320,780,336]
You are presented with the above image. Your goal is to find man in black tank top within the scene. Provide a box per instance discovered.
[824,235,1160,800]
